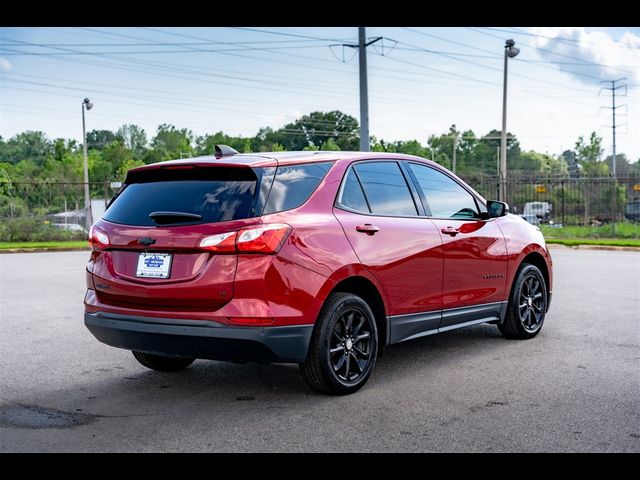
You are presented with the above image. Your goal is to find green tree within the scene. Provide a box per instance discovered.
[269,111,359,151]
[0,131,52,164]
[117,124,147,158]
[86,129,119,150]
[116,159,146,181]
[575,132,608,177]
[604,153,631,177]
[151,124,193,159]
[195,131,245,155]
[102,140,133,173]
[320,138,341,151]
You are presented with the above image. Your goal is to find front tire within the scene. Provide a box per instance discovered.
[300,293,378,395]
[132,351,195,372]
[498,263,547,339]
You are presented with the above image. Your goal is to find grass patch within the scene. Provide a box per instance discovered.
[0,240,89,250]
[546,238,640,247]
[540,222,640,239]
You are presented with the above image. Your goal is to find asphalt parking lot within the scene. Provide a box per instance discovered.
[0,247,638,452]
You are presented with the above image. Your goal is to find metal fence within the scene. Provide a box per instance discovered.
[0,181,115,242]
[1,177,639,241]
[463,175,640,227]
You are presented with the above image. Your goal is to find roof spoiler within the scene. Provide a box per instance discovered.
[215,144,239,158]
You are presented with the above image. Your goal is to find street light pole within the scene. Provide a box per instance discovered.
[500,39,519,202]
[82,97,94,232]
[451,124,458,175]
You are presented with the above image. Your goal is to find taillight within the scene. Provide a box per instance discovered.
[198,224,291,254]
[198,231,236,253]
[89,225,109,250]
[236,224,291,253]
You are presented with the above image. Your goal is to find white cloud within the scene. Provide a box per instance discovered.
[527,27,640,85]
[0,58,12,71]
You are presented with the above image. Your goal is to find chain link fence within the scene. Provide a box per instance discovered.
[0,181,116,242]
[1,177,639,242]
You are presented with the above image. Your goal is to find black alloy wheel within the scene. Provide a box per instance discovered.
[301,292,379,395]
[498,263,547,340]
[329,308,374,383]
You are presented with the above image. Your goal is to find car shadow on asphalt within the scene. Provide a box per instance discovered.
[4,323,515,420]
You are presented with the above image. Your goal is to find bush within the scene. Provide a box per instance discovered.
[0,217,87,242]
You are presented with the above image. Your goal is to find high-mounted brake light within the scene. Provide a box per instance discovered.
[198,224,292,254]
[89,225,109,250]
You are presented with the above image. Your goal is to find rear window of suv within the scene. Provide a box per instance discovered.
[103,167,260,226]
[103,162,332,226]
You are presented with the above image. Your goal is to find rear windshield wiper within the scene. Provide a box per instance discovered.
[149,211,202,224]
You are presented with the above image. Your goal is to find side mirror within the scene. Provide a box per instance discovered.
[486,200,509,218]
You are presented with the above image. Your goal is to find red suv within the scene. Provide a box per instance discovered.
[85,147,552,395]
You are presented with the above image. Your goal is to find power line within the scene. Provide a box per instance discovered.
[466,27,634,76]
[478,27,640,52]
[401,27,600,92]
[0,44,338,56]
[228,26,351,43]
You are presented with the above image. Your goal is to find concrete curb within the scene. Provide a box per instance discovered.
[0,247,90,254]
[547,243,640,252]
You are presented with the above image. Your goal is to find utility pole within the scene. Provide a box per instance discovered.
[599,78,627,178]
[358,27,370,152]
[334,28,384,152]
[599,78,627,229]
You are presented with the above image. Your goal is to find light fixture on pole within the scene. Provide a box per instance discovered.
[82,97,94,232]
[499,39,519,202]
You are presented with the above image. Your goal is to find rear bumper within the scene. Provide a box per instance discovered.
[85,311,313,363]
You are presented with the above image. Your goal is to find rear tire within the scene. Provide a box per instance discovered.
[498,263,547,339]
[132,351,195,372]
[300,292,378,395]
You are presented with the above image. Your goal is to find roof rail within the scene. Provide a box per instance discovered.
[215,144,239,157]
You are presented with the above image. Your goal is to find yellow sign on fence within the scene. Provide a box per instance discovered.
[535,185,547,193]
[633,184,640,192]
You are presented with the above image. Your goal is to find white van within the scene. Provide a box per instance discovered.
[523,201,552,221]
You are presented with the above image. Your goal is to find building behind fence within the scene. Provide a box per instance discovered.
[1,176,639,241]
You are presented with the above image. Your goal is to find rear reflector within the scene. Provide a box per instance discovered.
[227,317,274,326]
[198,224,291,254]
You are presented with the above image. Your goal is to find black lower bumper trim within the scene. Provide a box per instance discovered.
[85,312,313,363]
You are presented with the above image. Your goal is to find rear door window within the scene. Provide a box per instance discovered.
[353,162,418,216]
[337,168,370,213]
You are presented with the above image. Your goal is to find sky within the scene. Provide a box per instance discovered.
[0,26,638,162]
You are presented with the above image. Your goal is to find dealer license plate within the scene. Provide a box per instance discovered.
[136,252,172,279]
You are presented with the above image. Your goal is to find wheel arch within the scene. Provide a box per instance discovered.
[326,275,388,355]
[515,249,552,312]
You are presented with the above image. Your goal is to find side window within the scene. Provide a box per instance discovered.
[408,163,479,219]
[338,168,370,212]
[354,162,417,216]
[263,162,332,214]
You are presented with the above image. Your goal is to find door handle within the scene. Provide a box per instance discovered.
[356,224,380,236]
[441,226,459,236]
